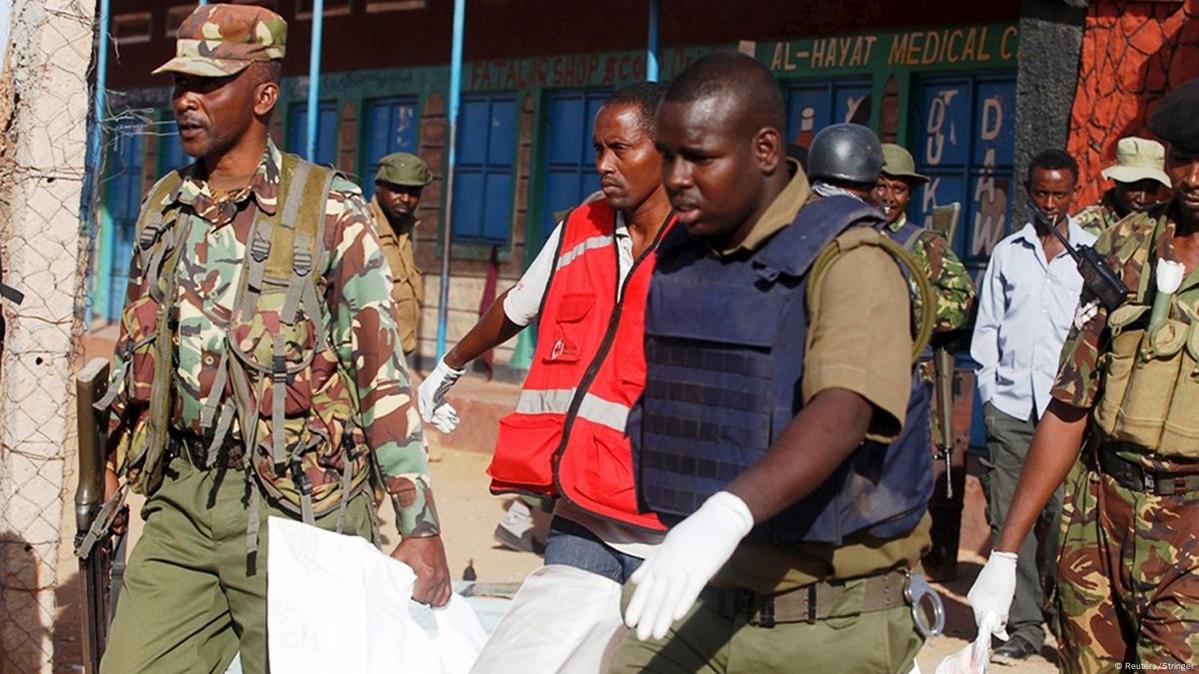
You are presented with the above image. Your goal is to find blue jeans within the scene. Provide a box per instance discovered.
[543,516,642,583]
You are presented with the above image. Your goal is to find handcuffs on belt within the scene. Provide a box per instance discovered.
[905,572,945,638]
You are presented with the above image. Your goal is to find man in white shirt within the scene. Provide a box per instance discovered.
[418,82,674,673]
[970,148,1096,661]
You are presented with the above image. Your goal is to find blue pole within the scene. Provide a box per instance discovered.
[83,0,111,329]
[647,0,659,82]
[305,0,324,162]
[435,0,465,361]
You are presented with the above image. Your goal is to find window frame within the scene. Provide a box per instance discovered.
[449,92,520,245]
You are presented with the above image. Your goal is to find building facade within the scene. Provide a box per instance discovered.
[93,0,1037,381]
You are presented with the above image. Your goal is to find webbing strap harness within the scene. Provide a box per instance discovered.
[105,154,343,537]
[807,227,936,362]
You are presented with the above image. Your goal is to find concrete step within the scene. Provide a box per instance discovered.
[431,374,521,457]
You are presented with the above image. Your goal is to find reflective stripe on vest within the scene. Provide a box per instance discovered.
[489,201,674,531]
[516,388,631,434]
[558,235,613,271]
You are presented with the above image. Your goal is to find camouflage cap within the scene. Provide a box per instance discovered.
[375,153,433,187]
[152,4,286,78]
[880,143,929,184]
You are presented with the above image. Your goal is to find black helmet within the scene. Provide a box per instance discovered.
[807,123,884,184]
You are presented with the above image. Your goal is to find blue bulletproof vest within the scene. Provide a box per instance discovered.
[630,195,933,546]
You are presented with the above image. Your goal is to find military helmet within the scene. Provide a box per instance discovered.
[807,123,884,184]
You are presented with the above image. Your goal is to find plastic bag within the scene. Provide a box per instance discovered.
[934,615,998,674]
[267,517,487,674]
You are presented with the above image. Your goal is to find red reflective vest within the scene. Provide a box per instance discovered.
[487,200,673,531]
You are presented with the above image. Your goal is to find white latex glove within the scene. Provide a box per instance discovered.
[623,491,754,641]
[966,550,1018,641]
[418,357,464,433]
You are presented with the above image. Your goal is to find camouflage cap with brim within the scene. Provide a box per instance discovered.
[152,4,286,77]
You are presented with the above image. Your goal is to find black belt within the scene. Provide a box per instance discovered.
[169,430,245,470]
[1095,441,1199,496]
[701,569,908,628]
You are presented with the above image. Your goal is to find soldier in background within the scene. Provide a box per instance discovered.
[98,6,448,672]
[873,143,977,580]
[1073,136,1169,235]
[970,80,1199,672]
[371,152,432,357]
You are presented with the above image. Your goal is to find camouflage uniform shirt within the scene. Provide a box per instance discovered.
[1051,202,1199,474]
[886,215,976,334]
[108,140,438,536]
[1072,189,1124,237]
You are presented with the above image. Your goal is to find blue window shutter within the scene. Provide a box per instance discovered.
[451,93,516,244]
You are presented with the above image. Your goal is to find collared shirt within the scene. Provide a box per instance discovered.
[372,197,423,354]
[971,218,1098,420]
[504,211,634,327]
[719,157,812,256]
[109,140,438,536]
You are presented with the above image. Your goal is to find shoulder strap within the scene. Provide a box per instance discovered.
[265,153,336,281]
[135,170,185,247]
[901,225,929,253]
[135,170,186,292]
[805,226,936,363]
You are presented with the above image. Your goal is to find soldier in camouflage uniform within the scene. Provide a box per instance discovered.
[873,143,976,335]
[98,6,449,673]
[1073,136,1170,236]
[873,144,976,580]
[968,81,1199,671]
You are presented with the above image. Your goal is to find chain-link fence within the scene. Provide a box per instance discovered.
[0,1,97,672]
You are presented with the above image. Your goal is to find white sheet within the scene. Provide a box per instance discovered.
[267,516,487,674]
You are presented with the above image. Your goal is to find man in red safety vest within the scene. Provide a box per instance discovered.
[419,81,675,672]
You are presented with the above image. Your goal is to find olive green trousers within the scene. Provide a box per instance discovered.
[609,577,924,674]
[101,456,373,674]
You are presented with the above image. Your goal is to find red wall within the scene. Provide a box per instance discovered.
[107,0,1021,89]
[1068,0,1199,207]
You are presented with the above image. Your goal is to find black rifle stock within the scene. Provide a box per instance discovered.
[75,357,114,674]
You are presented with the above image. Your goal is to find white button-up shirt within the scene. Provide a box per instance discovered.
[971,218,1098,421]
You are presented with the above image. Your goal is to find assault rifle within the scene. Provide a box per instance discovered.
[1027,196,1128,311]
[75,358,126,674]
[929,203,961,498]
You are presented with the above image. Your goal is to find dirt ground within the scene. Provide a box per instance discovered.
[418,442,1061,674]
[87,416,1057,674]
